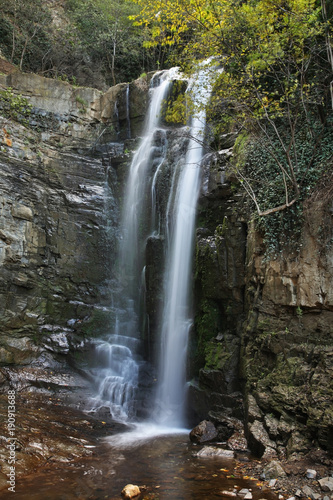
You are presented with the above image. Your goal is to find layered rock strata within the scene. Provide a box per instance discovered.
[190,147,333,457]
[0,70,151,388]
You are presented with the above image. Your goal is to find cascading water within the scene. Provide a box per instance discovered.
[120,69,179,280]
[89,69,179,421]
[155,63,215,427]
[90,62,216,427]
[126,84,131,139]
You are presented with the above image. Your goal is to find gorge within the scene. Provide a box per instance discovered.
[0,60,332,497]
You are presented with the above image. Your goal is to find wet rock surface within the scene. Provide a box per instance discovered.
[0,391,127,493]
[238,453,333,500]
[0,70,154,380]
[0,65,332,498]
[191,147,333,459]
[195,446,235,458]
[0,114,117,370]
[0,390,331,499]
[189,419,218,443]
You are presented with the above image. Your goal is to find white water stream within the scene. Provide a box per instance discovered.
[89,70,178,420]
[90,63,215,427]
[155,63,215,426]
[120,68,180,282]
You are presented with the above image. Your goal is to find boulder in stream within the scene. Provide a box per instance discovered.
[189,420,218,443]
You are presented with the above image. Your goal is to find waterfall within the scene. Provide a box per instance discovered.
[89,69,179,421]
[155,63,214,427]
[120,68,179,287]
[126,84,131,139]
[90,62,215,426]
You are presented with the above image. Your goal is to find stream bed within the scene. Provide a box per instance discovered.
[0,393,279,500]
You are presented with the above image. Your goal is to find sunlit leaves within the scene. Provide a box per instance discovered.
[131,0,332,234]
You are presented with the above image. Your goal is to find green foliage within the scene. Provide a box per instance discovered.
[296,306,303,318]
[64,0,162,85]
[0,0,166,88]
[0,0,52,72]
[75,95,87,107]
[164,93,187,124]
[131,0,333,257]
[236,120,333,256]
[0,87,32,125]
[75,95,88,114]
[162,79,189,125]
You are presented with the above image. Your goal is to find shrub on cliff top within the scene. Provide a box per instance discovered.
[0,87,32,126]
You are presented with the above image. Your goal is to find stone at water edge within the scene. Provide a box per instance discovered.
[318,477,333,492]
[196,446,234,458]
[306,469,317,479]
[189,420,218,443]
[263,460,286,479]
[227,430,248,451]
[262,446,278,460]
[238,489,251,496]
[121,484,141,499]
[248,420,277,458]
[302,485,316,499]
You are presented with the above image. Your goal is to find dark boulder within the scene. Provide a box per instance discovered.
[189,420,218,443]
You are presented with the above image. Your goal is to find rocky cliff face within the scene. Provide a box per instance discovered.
[0,69,151,389]
[0,68,331,459]
[242,186,333,458]
[190,148,333,458]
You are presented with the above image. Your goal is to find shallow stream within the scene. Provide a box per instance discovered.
[1,409,278,500]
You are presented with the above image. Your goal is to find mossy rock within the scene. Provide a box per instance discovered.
[80,308,113,338]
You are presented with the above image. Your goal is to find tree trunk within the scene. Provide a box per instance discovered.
[111,40,116,86]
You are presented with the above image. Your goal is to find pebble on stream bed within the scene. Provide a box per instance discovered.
[121,484,141,499]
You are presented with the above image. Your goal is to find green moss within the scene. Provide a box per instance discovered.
[257,318,271,331]
[0,87,32,126]
[215,216,228,236]
[162,79,188,125]
[80,308,113,337]
[205,340,231,370]
[194,299,221,369]
[232,132,250,169]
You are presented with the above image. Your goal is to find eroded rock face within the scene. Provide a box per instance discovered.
[242,194,333,457]
[0,70,152,388]
[0,70,152,146]
[191,150,333,458]
[0,141,112,354]
[1,68,332,460]
[188,152,247,426]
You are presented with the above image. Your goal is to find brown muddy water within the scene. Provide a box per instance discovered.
[0,395,278,500]
[1,429,278,499]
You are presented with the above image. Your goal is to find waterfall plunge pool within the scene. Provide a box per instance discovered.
[0,394,278,500]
